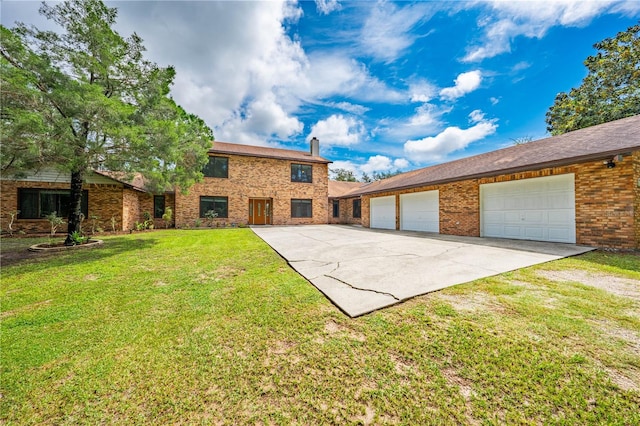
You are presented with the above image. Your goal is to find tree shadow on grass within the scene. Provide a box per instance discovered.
[0,236,159,270]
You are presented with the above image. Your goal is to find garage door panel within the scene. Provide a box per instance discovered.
[370,196,396,230]
[548,210,573,225]
[548,227,573,242]
[524,227,544,239]
[481,174,576,244]
[503,226,523,238]
[400,191,439,233]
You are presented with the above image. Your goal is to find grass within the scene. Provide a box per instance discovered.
[1,230,639,424]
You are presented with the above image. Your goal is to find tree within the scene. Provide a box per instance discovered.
[511,136,533,145]
[546,24,640,135]
[330,168,357,182]
[1,0,213,245]
[359,170,401,182]
[372,170,401,180]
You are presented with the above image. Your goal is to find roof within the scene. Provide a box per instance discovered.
[328,180,367,198]
[93,171,149,192]
[209,141,332,164]
[358,114,640,196]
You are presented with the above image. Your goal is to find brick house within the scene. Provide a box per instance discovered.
[328,181,365,225]
[1,139,329,233]
[0,169,174,234]
[332,114,640,250]
[174,138,331,228]
[2,116,639,249]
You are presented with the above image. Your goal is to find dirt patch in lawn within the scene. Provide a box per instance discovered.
[536,270,640,301]
[435,292,506,314]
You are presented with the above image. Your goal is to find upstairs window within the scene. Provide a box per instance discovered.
[203,156,228,178]
[291,164,312,183]
[18,189,88,219]
[353,199,361,219]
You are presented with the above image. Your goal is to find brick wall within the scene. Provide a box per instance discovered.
[1,180,125,234]
[360,154,639,249]
[122,188,140,232]
[175,154,329,228]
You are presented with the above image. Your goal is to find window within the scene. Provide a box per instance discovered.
[18,189,89,219]
[291,164,312,183]
[200,196,228,218]
[353,199,361,218]
[154,195,165,218]
[291,199,312,218]
[332,200,340,218]
[202,156,228,178]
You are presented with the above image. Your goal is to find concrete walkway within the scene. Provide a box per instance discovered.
[251,225,594,317]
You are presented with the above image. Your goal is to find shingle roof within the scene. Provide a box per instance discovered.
[94,170,148,192]
[209,141,331,164]
[328,180,367,198]
[358,114,640,196]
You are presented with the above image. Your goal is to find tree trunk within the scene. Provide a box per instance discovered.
[64,169,84,246]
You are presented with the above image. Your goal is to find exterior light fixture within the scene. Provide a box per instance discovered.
[606,159,616,168]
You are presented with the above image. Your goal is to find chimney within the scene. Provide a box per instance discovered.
[310,137,320,157]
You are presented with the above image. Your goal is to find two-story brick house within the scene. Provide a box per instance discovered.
[174,138,331,228]
[0,139,331,234]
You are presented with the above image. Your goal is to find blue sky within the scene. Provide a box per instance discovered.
[2,1,639,178]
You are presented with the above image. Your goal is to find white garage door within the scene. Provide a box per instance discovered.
[370,196,396,230]
[400,191,439,233]
[481,174,576,243]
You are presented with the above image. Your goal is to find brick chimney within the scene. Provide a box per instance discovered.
[310,137,320,157]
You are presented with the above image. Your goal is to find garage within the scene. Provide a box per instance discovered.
[400,190,439,232]
[370,195,396,230]
[481,174,576,243]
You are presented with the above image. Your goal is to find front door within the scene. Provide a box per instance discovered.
[249,199,271,225]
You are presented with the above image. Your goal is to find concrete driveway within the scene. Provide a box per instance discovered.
[251,225,594,317]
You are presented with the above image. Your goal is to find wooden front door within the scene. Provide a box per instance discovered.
[249,199,271,225]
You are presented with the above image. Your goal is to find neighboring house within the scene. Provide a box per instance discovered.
[328,181,366,225]
[332,114,640,250]
[174,138,331,227]
[0,169,174,234]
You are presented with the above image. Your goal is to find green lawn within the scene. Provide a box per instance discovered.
[1,230,639,424]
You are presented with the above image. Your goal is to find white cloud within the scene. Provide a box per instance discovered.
[404,112,498,162]
[360,155,394,174]
[294,53,406,104]
[360,0,434,63]
[469,109,486,123]
[394,158,410,169]
[324,101,371,115]
[439,70,483,101]
[216,93,304,145]
[309,115,364,147]
[379,103,446,142]
[409,80,437,103]
[463,0,640,62]
[315,0,342,15]
[331,156,410,179]
[329,160,359,174]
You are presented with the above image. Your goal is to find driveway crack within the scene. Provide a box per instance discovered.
[323,274,400,301]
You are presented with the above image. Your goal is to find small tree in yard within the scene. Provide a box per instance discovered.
[161,207,173,229]
[1,0,213,246]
